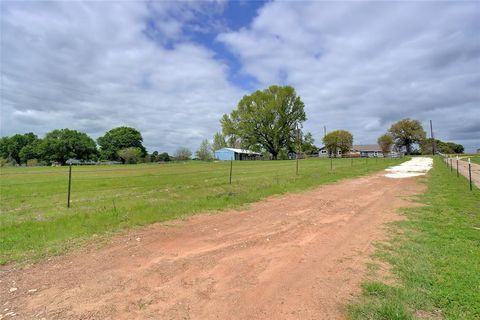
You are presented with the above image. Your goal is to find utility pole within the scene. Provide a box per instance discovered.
[430,120,436,155]
[323,126,327,139]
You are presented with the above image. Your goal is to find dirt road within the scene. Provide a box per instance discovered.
[0,173,424,320]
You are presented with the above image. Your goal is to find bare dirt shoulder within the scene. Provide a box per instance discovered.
[0,172,425,320]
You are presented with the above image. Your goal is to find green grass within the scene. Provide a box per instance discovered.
[348,156,480,320]
[468,156,480,165]
[0,157,404,265]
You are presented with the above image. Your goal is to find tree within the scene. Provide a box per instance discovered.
[196,139,213,161]
[174,147,192,161]
[322,130,353,157]
[97,127,146,161]
[157,152,171,162]
[221,85,306,159]
[420,139,464,155]
[0,137,9,160]
[117,147,143,164]
[19,140,41,164]
[446,142,464,154]
[212,132,227,151]
[301,132,317,155]
[150,151,159,162]
[377,133,394,156]
[0,133,39,164]
[39,129,97,165]
[388,119,426,155]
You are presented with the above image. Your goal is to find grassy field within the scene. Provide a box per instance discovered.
[1,157,404,265]
[348,156,480,320]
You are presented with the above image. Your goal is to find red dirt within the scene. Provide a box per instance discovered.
[0,173,425,320]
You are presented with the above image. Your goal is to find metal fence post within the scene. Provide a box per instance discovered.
[67,163,72,208]
[229,158,233,184]
[468,158,472,191]
[296,154,299,175]
[456,157,459,178]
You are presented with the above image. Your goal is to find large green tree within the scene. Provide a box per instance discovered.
[39,129,97,165]
[322,130,353,156]
[221,85,306,159]
[388,119,426,154]
[97,126,146,161]
[0,133,40,164]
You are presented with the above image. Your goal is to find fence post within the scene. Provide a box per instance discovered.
[67,163,72,208]
[229,158,233,184]
[450,158,453,172]
[296,154,299,175]
[456,157,459,178]
[469,158,472,191]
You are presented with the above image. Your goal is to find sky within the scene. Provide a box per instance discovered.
[1,0,479,153]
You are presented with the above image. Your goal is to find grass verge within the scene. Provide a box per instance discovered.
[348,156,480,320]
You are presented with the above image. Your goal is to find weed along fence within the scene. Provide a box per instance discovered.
[441,154,477,191]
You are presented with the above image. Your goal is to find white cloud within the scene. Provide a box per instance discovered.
[2,1,479,153]
[218,1,480,151]
[1,1,242,153]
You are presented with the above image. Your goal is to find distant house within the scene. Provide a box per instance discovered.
[350,145,402,158]
[318,146,342,158]
[214,148,261,161]
[318,145,403,158]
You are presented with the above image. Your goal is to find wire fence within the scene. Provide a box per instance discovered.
[1,157,403,217]
[439,153,476,191]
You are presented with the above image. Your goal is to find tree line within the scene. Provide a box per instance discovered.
[0,127,176,166]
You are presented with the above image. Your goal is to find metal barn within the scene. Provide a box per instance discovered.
[214,148,261,161]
